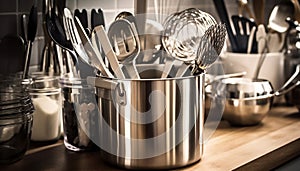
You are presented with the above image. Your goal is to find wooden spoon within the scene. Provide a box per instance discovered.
[253,0,265,24]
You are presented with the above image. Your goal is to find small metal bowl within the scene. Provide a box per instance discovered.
[215,78,274,126]
[210,64,300,126]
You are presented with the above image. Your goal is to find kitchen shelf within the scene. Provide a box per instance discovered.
[2,106,300,170]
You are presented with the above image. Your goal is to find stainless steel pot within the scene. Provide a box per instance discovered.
[88,65,204,170]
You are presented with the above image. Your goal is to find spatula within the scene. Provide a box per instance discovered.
[212,0,239,52]
[231,15,257,53]
[74,9,90,35]
[23,2,38,79]
[91,8,105,29]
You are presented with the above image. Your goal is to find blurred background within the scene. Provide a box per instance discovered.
[0,0,280,69]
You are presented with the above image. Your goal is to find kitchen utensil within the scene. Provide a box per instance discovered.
[212,0,239,52]
[40,0,63,75]
[253,0,265,24]
[247,26,256,53]
[191,23,227,75]
[162,8,216,62]
[88,64,204,169]
[45,9,78,64]
[90,8,106,63]
[253,24,268,79]
[291,0,300,21]
[231,15,257,53]
[256,24,267,54]
[213,64,300,126]
[21,14,27,42]
[268,0,295,33]
[161,8,217,78]
[72,15,113,78]
[267,31,285,52]
[92,25,125,79]
[91,8,105,29]
[23,2,38,79]
[74,9,90,35]
[174,23,226,77]
[107,19,141,79]
[206,72,247,85]
[115,11,137,26]
[63,8,111,78]
[237,0,255,19]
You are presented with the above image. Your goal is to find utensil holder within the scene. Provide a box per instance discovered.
[89,64,205,170]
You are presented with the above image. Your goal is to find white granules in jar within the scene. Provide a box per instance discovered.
[31,96,61,141]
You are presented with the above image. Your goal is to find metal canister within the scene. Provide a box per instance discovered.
[88,65,204,170]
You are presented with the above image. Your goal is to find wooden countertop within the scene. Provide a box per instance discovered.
[3,106,300,171]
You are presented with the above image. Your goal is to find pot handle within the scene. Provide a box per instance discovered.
[275,64,300,96]
[87,76,126,105]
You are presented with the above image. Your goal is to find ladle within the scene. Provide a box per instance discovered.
[268,0,295,33]
[45,9,78,64]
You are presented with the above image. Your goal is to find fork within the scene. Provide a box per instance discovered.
[107,19,141,79]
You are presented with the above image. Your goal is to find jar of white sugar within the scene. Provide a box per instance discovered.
[29,73,62,142]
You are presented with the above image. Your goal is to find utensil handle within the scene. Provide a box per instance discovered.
[23,41,32,79]
[212,0,239,52]
[253,46,267,79]
[247,26,256,53]
[275,64,300,96]
[95,26,125,79]
[123,63,140,79]
[175,61,190,77]
[253,0,265,24]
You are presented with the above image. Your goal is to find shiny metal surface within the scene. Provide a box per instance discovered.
[215,78,273,126]
[107,19,141,79]
[214,64,300,126]
[91,65,204,169]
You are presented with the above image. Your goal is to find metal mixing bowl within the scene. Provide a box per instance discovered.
[215,78,274,126]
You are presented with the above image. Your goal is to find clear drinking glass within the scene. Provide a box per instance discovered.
[59,77,99,152]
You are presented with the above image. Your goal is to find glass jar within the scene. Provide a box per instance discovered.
[284,25,300,105]
[29,74,62,142]
[59,77,99,152]
[0,76,34,164]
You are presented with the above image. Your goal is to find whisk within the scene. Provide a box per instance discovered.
[192,23,227,74]
[161,8,217,78]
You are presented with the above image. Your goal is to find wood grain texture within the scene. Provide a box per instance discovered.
[3,106,300,171]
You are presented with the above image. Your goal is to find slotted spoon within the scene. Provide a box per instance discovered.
[107,19,141,79]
